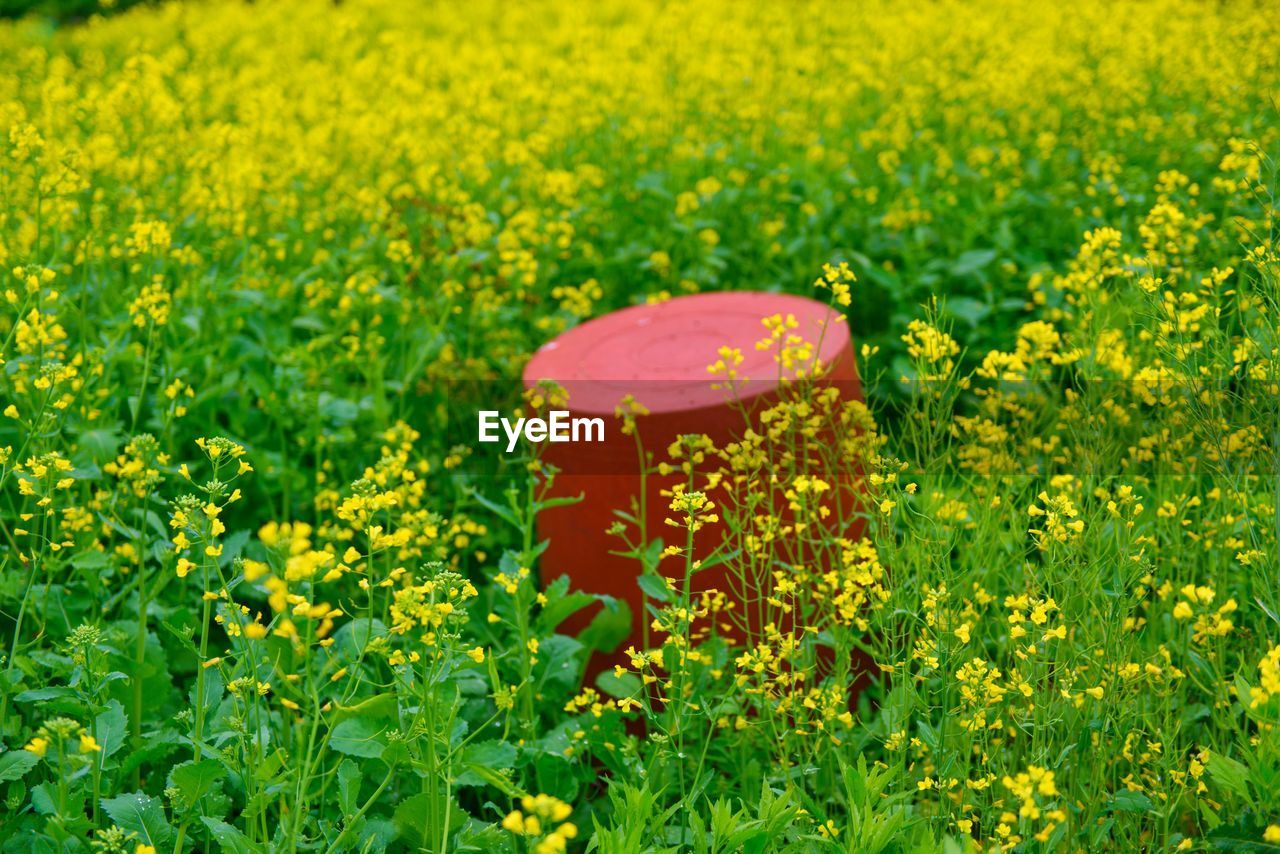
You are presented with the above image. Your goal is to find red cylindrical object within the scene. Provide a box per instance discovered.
[522,292,862,677]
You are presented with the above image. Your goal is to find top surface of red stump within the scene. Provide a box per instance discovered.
[523,291,849,415]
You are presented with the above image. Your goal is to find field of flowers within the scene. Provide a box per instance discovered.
[1,0,1279,850]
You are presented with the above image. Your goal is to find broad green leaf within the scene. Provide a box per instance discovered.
[943,296,990,327]
[460,740,516,768]
[75,426,123,464]
[393,792,464,847]
[950,248,998,277]
[333,619,388,661]
[596,669,642,699]
[0,750,39,783]
[330,692,397,725]
[1207,753,1254,807]
[171,759,226,808]
[336,759,360,816]
[101,792,174,848]
[458,762,521,796]
[201,817,261,854]
[532,754,578,802]
[469,492,519,529]
[1107,789,1153,813]
[330,718,387,758]
[14,687,71,703]
[536,576,597,634]
[70,550,111,570]
[636,572,671,603]
[31,783,57,816]
[93,700,128,759]
[1207,813,1280,851]
[393,792,436,848]
[578,597,632,654]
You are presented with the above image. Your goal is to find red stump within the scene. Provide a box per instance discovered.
[522,291,862,677]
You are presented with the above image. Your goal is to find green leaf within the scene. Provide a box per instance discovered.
[118,730,182,781]
[1207,813,1280,851]
[950,248,998,277]
[536,576,597,634]
[469,492,520,529]
[393,792,463,847]
[461,740,516,768]
[336,759,360,816]
[201,817,261,854]
[1208,753,1254,807]
[330,718,387,758]
[171,759,226,809]
[532,754,578,802]
[0,750,39,783]
[394,792,434,848]
[636,572,671,604]
[333,619,388,661]
[454,740,518,788]
[31,783,57,816]
[944,296,990,327]
[70,550,111,571]
[76,426,123,464]
[1107,789,1153,813]
[252,749,286,784]
[578,597,632,654]
[456,762,520,796]
[93,700,128,759]
[596,669,642,699]
[330,692,397,725]
[537,494,585,511]
[533,635,583,691]
[101,792,174,848]
[161,620,200,656]
[14,687,71,702]
[692,548,740,574]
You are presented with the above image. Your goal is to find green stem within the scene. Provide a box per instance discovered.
[192,567,213,762]
[0,559,40,735]
[132,547,148,787]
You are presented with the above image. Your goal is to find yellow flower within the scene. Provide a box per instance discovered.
[24,737,48,758]
[466,646,485,663]
[79,733,101,753]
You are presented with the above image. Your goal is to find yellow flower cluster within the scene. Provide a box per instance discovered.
[501,794,578,853]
